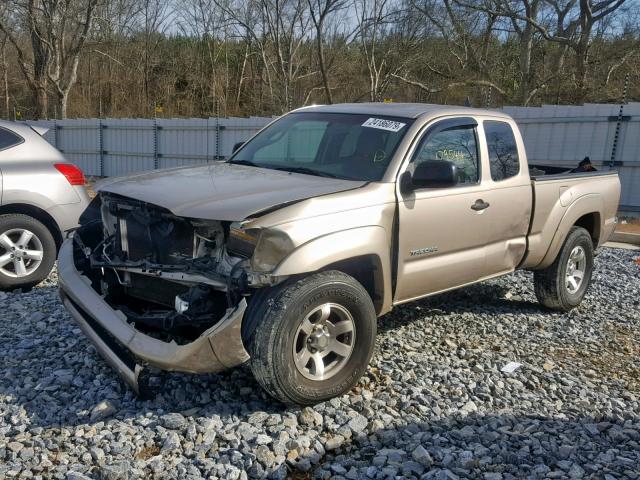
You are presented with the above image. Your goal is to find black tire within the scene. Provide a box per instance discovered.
[534,226,594,312]
[246,270,377,405]
[0,214,57,290]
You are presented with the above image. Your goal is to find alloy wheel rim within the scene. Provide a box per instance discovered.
[565,246,586,294]
[293,303,356,381]
[0,229,44,278]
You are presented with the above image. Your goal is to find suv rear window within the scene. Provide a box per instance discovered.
[0,127,24,151]
[484,121,519,181]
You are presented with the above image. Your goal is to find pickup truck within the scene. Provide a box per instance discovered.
[58,103,621,405]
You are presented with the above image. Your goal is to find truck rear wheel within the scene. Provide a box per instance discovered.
[534,226,594,312]
[246,271,377,405]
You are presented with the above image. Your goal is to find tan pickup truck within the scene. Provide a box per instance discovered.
[58,103,620,404]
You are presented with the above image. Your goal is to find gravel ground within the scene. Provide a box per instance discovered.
[1,247,639,480]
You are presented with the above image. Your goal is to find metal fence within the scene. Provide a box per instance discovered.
[22,116,273,178]
[502,103,640,212]
[22,103,640,212]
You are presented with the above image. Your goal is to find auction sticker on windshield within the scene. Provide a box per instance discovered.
[362,118,406,132]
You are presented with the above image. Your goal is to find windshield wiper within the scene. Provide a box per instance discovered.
[227,159,260,167]
[229,160,345,179]
[272,166,343,179]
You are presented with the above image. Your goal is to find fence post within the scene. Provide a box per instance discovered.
[215,115,220,160]
[153,118,159,170]
[99,120,105,177]
[610,73,630,168]
[53,119,59,149]
[206,117,211,162]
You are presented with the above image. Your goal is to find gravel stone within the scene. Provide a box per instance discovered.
[413,444,434,467]
[66,472,93,480]
[162,432,182,451]
[161,412,187,429]
[347,414,368,433]
[325,434,345,451]
[90,400,117,421]
[98,462,130,480]
[0,250,639,479]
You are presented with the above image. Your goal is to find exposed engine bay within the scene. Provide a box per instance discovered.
[72,193,280,343]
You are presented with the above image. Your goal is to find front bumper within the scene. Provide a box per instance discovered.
[57,237,249,394]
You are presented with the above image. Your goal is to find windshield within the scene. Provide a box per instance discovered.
[229,112,414,181]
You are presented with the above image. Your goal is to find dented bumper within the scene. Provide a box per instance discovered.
[57,238,249,394]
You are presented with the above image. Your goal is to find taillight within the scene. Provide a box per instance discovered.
[54,163,85,186]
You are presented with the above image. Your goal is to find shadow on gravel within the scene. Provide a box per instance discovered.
[378,281,548,333]
[303,414,640,478]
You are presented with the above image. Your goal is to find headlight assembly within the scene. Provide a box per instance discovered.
[251,229,295,272]
[227,224,295,272]
[227,224,260,258]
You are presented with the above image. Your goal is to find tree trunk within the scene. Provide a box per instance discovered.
[316,32,333,104]
[517,5,536,105]
[1,40,8,119]
[34,83,48,119]
[58,91,69,119]
[236,42,249,109]
[574,34,591,103]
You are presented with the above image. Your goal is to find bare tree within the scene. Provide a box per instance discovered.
[354,0,415,101]
[307,0,347,103]
[393,0,505,103]
[0,0,101,119]
[134,0,172,114]
[92,0,142,116]
[179,0,228,114]
[0,0,637,117]
[461,0,629,103]
[0,30,9,119]
[217,0,312,112]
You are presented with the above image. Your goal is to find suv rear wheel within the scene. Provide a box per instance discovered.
[246,271,377,405]
[534,226,594,311]
[0,214,57,290]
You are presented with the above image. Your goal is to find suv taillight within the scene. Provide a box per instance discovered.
[54,163,85,186]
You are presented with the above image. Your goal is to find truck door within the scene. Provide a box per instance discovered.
[394,117,492,303]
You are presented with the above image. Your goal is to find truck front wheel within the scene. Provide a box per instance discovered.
[246,271,377,405]
[534,226,594,311]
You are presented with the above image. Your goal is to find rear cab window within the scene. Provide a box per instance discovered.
[484,121,520,181]
[0,127,24,152]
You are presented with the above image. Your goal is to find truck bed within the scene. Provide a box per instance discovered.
[522,168,620,269]
[529,163,614,179]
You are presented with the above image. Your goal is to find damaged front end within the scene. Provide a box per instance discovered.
[57,192,288,394]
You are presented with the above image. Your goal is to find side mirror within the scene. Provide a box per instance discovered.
[232,141,244,153]
[402,160,458,192]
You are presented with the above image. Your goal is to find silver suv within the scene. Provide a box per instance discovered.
[0,121,90,289]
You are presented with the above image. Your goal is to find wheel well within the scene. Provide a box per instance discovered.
[574,212,600,247]
[0,204,63,249]
[323,255,384,314]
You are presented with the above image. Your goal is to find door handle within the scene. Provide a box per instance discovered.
[471,199,490,211]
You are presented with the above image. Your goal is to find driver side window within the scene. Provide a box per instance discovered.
[412,125,479,184]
